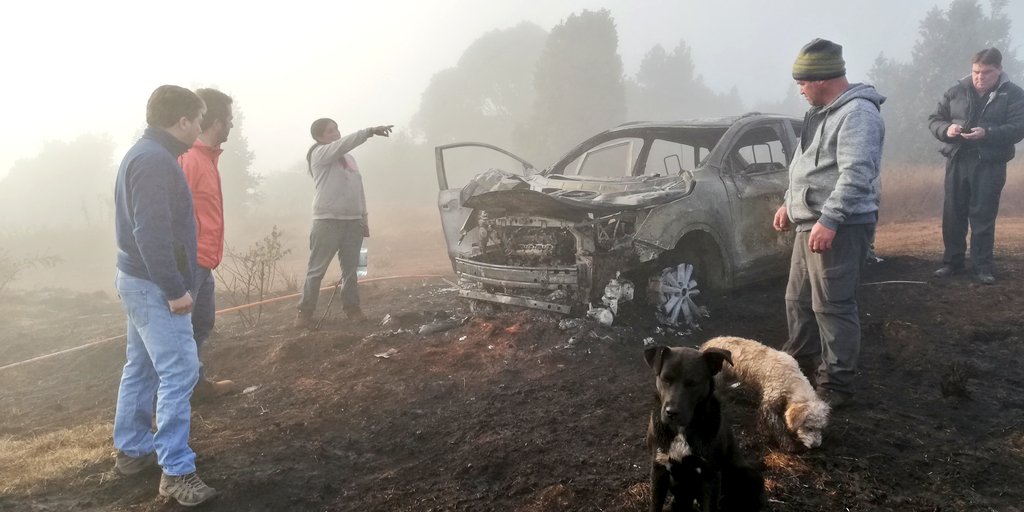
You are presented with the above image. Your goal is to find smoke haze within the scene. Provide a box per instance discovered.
[2,0,1022,291]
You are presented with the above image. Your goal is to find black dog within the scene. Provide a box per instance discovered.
[645,345,766,512]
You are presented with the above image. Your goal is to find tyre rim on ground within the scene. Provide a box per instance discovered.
[650,263,701,327]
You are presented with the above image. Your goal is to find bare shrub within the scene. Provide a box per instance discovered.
[215,226,291,328]
[0,250,60,296]
[279,269,300,293]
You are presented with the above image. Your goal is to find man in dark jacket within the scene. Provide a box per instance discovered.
[929,48,1024,284]
[112,85,217,506]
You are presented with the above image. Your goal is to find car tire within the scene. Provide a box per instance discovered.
[641,246,725,327]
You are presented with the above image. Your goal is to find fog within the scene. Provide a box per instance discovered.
[1,0,1022,291]
[7,0,1021,179]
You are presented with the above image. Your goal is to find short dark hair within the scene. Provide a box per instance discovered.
[195,88,233,131]
[310,118,336,142]
[307,118,337,176]
[972,48,1003,68]
[146,85,205,128]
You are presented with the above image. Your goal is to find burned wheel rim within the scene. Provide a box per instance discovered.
[650,263,701,327]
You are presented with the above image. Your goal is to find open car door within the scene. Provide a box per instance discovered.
[434,142,534,264]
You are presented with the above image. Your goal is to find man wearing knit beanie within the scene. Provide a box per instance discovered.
[792,38,846,82]
[772,38,886,410]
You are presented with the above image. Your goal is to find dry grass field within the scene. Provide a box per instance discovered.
[2,159,1023,511]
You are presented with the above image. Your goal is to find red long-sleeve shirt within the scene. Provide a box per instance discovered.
[179,139,224,270]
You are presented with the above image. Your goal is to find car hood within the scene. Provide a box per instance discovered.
[460,169,693,215]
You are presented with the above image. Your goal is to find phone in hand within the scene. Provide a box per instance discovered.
[961,128,974,136]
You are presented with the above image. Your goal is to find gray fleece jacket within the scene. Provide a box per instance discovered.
[785,83,886,231]
[309,128,372,222]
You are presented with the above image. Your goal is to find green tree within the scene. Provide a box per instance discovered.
[218,105,262,221]
[753,83,807,118]
[629,40,739,120]
[870,0,1022,162]
[412,22,547,152]
[520,9,627,165]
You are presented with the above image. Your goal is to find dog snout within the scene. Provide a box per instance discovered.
[662,404,690,426]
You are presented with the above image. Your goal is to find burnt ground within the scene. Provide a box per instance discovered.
[1,219,1023,512]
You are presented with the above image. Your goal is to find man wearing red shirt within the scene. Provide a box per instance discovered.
[179,88,236,400]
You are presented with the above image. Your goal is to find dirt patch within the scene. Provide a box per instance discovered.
[2,219,1024,511]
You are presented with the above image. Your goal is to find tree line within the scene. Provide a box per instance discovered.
[0,1,1019,232]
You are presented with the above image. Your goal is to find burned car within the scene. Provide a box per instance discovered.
[435,113,801,325]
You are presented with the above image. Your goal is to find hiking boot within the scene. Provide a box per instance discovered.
[159,472,218,507]
[816,387,853,409]
[976,272,995,285]
[114,450,157,476]
[193,377,237,402]
[294,310,314,328]
[933,265,962,278]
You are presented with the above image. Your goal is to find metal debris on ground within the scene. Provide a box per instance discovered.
[587,330,613,342]
[428,282,460,295]
[558,318,583,331]
[601,273,634,314]
[562,336,579,349]
[361,328,415,343]
[586,305,614,327]
[374,348,399,358]
[642,337,655,347]
[241,385,260,395]
[418,316,468,335]
[379,314,393,327]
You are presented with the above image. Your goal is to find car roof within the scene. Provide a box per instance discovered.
[609,112,799,132]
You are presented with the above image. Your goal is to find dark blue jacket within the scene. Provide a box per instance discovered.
[928,73,1024,163]
[115,127,197,300]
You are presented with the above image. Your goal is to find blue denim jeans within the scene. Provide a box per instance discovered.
[191,266,216,379]
[297,219,363,315]
[113,270,199,476]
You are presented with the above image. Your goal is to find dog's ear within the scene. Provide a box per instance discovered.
[701,348,733,375]
[785,401,810,430]
[644,345,669,373]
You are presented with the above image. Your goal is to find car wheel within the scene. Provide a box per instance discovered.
[643,242,723,328]
[648,262,703,327]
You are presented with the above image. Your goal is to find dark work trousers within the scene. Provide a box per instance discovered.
[942,151,1007,273]
[783,223,873,396]
[191,266,216,379]
[297,219,363,315]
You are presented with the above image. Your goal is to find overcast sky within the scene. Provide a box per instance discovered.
[2,0,1021,182]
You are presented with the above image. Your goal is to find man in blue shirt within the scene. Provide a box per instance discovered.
[112,85,217,506]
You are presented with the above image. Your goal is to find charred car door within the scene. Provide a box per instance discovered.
[435,143,534,262]
[718,121,795,282]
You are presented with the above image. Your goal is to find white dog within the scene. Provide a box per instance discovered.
[700,336,830,451]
